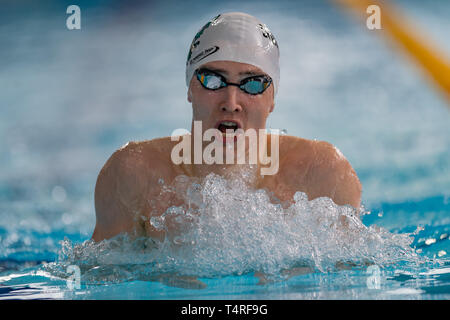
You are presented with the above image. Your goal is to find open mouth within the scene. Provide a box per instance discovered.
[215,120,242,143]
[216,120,241,134]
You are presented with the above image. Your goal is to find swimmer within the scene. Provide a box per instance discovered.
[92,12,362,242]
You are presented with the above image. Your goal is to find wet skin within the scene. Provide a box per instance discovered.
[92,61,362,242]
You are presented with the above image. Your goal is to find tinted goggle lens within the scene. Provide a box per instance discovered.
[196,69,271,95]
[197,72,223,89]
[241,77,271,94]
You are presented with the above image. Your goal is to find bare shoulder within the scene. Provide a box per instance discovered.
[277,135,317,175]
[96,139,166,190]
[277,135,315,168]
[279,136,362,209]
[97,137,178,187]
[309,139,362,209]
[92,137,176,241]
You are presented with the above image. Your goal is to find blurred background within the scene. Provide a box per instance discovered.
[0,0,449,267]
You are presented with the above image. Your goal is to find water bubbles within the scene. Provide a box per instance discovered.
[50,174,421,282]
[293,191,308,203]
[413,225,425,235]
[438,250,446,257]
[150,216,165,230]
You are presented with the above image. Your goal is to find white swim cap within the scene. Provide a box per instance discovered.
[186,12,280,95]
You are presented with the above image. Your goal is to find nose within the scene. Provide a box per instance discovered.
[220,85,243,113]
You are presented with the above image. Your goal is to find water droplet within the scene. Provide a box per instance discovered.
[413,226,424,235]
[150,216,164,230]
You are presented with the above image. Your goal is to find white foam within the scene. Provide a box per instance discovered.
[49,173,421,282]
[385,288,424,295]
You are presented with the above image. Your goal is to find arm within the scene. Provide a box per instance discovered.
[308,141,362,210]
[92,142,151,242]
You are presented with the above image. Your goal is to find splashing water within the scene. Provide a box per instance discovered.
[43,173,424,284]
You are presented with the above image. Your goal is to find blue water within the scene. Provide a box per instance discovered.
[0,0,449,299]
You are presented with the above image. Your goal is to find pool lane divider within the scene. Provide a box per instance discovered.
[332,0,450,106]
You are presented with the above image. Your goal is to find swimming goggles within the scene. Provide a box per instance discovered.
[195,68,272,95]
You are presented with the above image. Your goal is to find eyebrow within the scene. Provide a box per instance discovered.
[206,67,264,77]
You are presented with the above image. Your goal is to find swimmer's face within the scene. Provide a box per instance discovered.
[187,60,274,135]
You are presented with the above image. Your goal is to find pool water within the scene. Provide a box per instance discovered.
[0,0,449,300]
[1,176,449,300]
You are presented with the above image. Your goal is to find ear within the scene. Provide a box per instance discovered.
[269,87,275,113]
[187,87,192,103]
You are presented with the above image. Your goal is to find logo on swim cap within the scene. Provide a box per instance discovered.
[257,23,278,48]
[186,14,221,66]
[189,46,220,65]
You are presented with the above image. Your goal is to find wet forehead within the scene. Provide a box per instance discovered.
[199,60,267,77]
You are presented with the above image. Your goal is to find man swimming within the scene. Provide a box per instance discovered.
[92,12,362,242]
